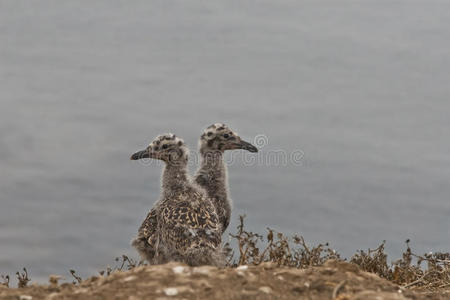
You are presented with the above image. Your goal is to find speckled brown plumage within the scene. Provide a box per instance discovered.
[131,208,163,264]
[157,188,223,265]
[131,134,225,266]
[195,123,258,233]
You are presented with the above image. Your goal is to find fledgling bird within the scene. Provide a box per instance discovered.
[130,133,225,267]
[195,123,258,234]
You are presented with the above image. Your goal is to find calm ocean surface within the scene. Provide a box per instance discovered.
[1,1,449,281]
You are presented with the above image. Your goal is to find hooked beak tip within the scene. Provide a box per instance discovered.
[239,140,259,153]
[248,146,258,153]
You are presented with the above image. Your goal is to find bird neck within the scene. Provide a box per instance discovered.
[162,162,189,195]
[198,150,229,198]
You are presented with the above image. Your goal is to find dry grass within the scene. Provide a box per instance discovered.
[226,215,340,267]
[97,255,143,277]
[15,268,30,288]
[349,239,450,290]
[1,275,10,288]
[228,216,450,291]
[1,215,448,292]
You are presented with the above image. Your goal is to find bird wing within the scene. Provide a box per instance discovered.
[135,206,161,255]
[138,208,158,239]
[160,191,222,253]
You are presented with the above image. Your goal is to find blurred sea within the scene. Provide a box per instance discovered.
[1,0,449,281]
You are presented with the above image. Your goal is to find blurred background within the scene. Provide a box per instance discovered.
[1,0,449,281]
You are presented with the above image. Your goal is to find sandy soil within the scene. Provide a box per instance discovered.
[1,260,448,300]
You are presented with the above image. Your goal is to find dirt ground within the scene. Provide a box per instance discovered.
[1,260,449,300]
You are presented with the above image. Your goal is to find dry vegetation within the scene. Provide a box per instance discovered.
[227,215,450,292]
[1,216,449,299]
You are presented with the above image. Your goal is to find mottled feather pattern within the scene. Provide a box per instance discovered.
[131,132,234,267]
[159,189,222,254]
[139,209,158,238]
[133,183,223,265]
[132,207,165,263]
[195,123,257,235]
[195,161,231,233]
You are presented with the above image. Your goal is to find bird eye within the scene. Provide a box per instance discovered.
[154,146,159,151]
[223,134,229,139]
[207,132,213,136]
[162,144,168,149]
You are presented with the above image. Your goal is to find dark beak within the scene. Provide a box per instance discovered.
[130,149,150,160]
[237,140,258,153]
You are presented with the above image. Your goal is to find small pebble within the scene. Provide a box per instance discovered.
[124,275,137,282]
[172,266,185,274]
[164,287,178,296]
[259,286,272,294]
[236,265,248,271]
[19,296,32,300]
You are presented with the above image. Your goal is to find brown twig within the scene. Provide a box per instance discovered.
[16,268,30,288]
[69,269,82,284]
[332,280,347,299]
[1,275,10,288]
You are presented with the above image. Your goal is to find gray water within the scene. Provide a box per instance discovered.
[1,1,449,282]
